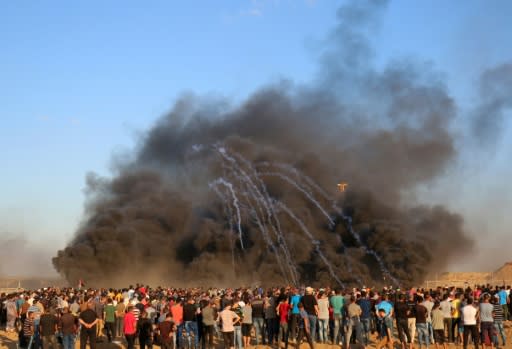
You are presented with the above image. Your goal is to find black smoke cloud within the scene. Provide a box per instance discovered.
[53,0,475,287]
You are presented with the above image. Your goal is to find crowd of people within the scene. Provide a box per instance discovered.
[1,283,511,349]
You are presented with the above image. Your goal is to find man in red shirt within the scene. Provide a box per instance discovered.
[124,306,137,349]
[277,297,291,347]
[171,299,184,348]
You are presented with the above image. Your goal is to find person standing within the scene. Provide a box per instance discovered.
[302,287,318,343]
[124,306,138,349]
[241,300,253,348]
[5,295,18,333]
[288,288,302,344]
[330,288,345,345]
[492,295,506,348]
[79,302,99,349]
[317,291,330,344]
[252,295,265,345]
[138,311,154,349]
[158,312,175,349]
[498,287,509,321]
[376,293,395,346]
[415,296,430,349]
[407,294,417,348]
[231,301,244,349]
[376,308,393,349]
[218,302,240,349]
[276,297,290,347]
[93,296,105,340]
[40,305,58,349]
[422,293,435,345]
[431,302,447,349]
[461,298,479,349]
[115,298,126,338]
[59,307,77,349]
[104,298,116,342]
[451,293,463,345]
[183,297,199,349]
[346,295,366,349]
[440,295,453,343]
[395,294,412,349]
[264,292,278,346]
[296,303,314,349]
[357,291,372,346]
[479,294,495,349]
[22,311,35,349]
[171,299,184,349]
[69,298,80,317]
[201,301,217,349]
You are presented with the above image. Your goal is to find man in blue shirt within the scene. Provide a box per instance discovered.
[376,294,394,317]
[376,308,393,349]
[376,294,394,336]
[288,288,302,343]
[498,287,509,321]
[357,291,372,345]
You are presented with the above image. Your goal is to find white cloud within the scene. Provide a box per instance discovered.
[240,8,263,17]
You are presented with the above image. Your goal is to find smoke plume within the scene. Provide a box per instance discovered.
[471,62,512,147]
[53,0,475,287]
[0,234,57,278]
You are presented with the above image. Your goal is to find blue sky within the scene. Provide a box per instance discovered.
[1,0,511,275]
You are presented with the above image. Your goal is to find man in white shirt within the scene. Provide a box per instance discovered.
[440,295,453,343]
[422,293,435,344]
[461,298,479,349]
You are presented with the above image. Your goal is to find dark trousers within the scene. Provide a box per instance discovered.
[104,321,115,342]
[296,328,314,349]
[80,328,97,349]
[222,331,234,349]
[125,334,136,349]
[176,323,184,349]
[463,325,479,349]
[480,322,495,346]
[139,336,153,349]
[288,314,300,342]
[266,318,278,344]
[361,318,371,345]
[396,318,411,343]
[23,335,32,349]
[452,317,461,342]
[202,325,214,349]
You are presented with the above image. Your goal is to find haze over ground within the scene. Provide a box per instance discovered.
[1,0,511,279]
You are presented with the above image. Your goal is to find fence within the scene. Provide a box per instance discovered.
[421,279,512,290]
[0,288,23,294]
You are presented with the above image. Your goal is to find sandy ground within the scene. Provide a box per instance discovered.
[0,330,358,349]
[2,326,512,349]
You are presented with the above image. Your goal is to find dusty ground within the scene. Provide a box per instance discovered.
[2,326,512,349]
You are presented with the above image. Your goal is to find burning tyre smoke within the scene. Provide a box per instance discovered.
[53,0,477,287]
